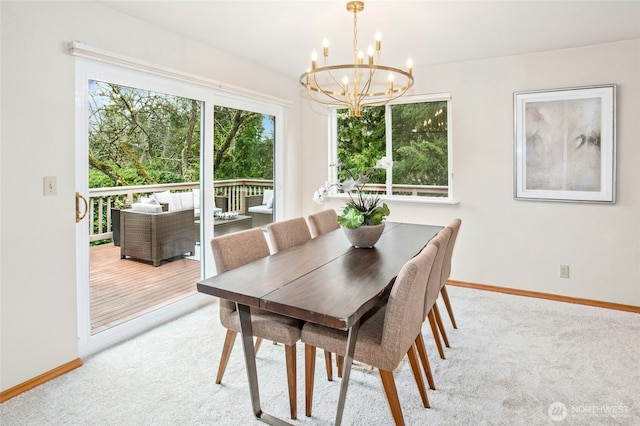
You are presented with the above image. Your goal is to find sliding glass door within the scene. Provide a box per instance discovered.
[76,59,215,357]
[75,59,284,358]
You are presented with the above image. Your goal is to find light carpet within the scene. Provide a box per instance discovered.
[2,286,639,425]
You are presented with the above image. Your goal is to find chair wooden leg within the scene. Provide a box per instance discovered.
[305,344,317,417]
[415,333,435,390]
[407,344,430,408]
[441,285,458,329]
[428,309,445,359]
[337,355,344,378]
[285,343,297,420]
[379,369,405,426]
[216,329,237,384]
[433,303,450,348]
[254,337,263,354]
[324,350,333,381]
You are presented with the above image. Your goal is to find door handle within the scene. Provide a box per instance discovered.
[76,192,88,223]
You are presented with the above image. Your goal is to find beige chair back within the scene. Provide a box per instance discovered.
[423,227,452,321]
[210,228,271,321]
[307,209,339,238]
[267,217,312,253]
[379,243,438,369]
[441,218,462,287]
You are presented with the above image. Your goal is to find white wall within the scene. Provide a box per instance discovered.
[2,0,638,395]
[303,39,640,306]
[0,1,303,392]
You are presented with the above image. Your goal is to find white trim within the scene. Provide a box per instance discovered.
[323,194,459,205]
[75,58,217,358]
[387,92,453,104]
[68,41,292,108]
[78,295,212,359]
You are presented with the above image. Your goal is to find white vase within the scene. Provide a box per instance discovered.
[342,223,385,248]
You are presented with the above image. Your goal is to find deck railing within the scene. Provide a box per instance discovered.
[89,180,446,243]
[354,184,448,197]
[88,179,272,243]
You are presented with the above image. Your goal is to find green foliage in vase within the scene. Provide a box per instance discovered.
[314,157,392,229]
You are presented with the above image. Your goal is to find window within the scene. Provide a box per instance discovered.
[332,94,452,200]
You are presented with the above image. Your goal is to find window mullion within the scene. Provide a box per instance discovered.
[385,105,393,195]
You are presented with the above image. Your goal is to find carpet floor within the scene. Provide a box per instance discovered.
[1,286,639,425]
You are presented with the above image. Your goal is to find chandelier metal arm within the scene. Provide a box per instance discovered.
[300,64,414,96]
[300,1,414,116]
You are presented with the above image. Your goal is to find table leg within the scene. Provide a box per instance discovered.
[237,303,291,426]
[334,319,361,426]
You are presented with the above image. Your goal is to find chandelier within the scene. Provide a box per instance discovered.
[300,1,414,117]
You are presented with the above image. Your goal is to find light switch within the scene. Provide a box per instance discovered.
[44,176,57,196]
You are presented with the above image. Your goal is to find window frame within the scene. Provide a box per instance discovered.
[329,93,455,204]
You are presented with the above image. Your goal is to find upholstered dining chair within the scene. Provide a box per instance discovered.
[301,243,438,424]
[210,228,302,419]
[414,227,452,392]
[266,217,339,380]
[307,209,343,379]
[307,209,340,238]
[266,217,312,253]
[439,218,462,329]
[428,219,464,355]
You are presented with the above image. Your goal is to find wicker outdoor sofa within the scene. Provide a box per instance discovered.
[120,208,196,266]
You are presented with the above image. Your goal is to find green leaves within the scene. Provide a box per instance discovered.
[337,202,389,229]
[367,202,390,225]
[337,205,365,229]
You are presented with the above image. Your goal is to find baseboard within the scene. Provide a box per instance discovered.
[447,280,640,314]
[0,358,83,403]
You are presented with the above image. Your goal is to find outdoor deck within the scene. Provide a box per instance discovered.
[90,243,201,334]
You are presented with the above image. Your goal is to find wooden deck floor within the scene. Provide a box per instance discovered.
[90,243,201,334]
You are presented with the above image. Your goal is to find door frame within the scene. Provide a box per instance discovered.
[74,59,214,358]
[74,56,285,358]
[212,91,284,224]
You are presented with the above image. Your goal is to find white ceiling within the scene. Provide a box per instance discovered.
[100,1,640,79]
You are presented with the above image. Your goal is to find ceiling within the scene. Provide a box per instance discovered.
[99,1,640,79]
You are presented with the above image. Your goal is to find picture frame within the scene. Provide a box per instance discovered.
[514,84,616,203]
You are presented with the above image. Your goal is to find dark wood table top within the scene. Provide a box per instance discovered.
[197,222,442,330]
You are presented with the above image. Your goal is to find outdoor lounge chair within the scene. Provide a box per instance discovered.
[120,208,196,266]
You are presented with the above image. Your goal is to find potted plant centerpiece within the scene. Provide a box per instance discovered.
[313,157,392,248]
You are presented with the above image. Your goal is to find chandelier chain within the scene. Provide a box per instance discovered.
[353,7,359,62]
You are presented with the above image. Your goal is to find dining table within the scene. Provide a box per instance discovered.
[197,222,442,425]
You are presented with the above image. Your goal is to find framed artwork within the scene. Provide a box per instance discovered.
[514,84,616,203]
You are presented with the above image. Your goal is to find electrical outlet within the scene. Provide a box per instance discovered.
[43,176,57,196]
[560,265,570,279]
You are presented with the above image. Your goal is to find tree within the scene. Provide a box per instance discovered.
[213,106,273,180]
[337,106,386,184]
[88,81,274,189]
[336,101,449,190]
[391,101,448,186]
[88,81,201,187]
